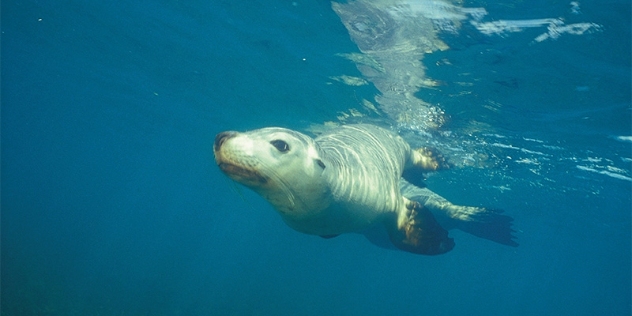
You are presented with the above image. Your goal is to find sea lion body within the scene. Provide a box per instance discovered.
[214,124,515,255]
[289,125,410,235]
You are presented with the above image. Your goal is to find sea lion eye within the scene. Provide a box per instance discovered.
[270,140,290,152]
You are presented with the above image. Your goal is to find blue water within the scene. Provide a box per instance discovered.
[2,0,630,315]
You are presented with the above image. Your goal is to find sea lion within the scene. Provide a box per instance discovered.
[213,124,516,255]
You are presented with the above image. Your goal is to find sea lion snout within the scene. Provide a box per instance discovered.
[213,130,269,185]
[214,131,237,151]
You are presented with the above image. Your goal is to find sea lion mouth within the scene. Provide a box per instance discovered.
[218,162,268,184]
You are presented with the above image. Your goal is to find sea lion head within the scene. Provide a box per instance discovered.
[214,127,330,217]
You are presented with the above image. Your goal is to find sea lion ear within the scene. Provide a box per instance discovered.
[316,159,326,169]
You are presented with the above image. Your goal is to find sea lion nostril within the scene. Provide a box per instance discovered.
[214,131,237,150]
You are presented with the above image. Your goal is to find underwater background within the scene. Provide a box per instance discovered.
[2,0,630,315]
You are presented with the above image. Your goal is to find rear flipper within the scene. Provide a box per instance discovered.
[386,200,455,255]
[451,208,517,247]
[400,179,518,247]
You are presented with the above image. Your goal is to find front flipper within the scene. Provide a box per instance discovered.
[403,147,451,188]
[399,180,518,247]
[411,147,450,171]
[387,200,454,255]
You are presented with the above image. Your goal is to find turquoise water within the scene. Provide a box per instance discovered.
[2,0,630,315]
